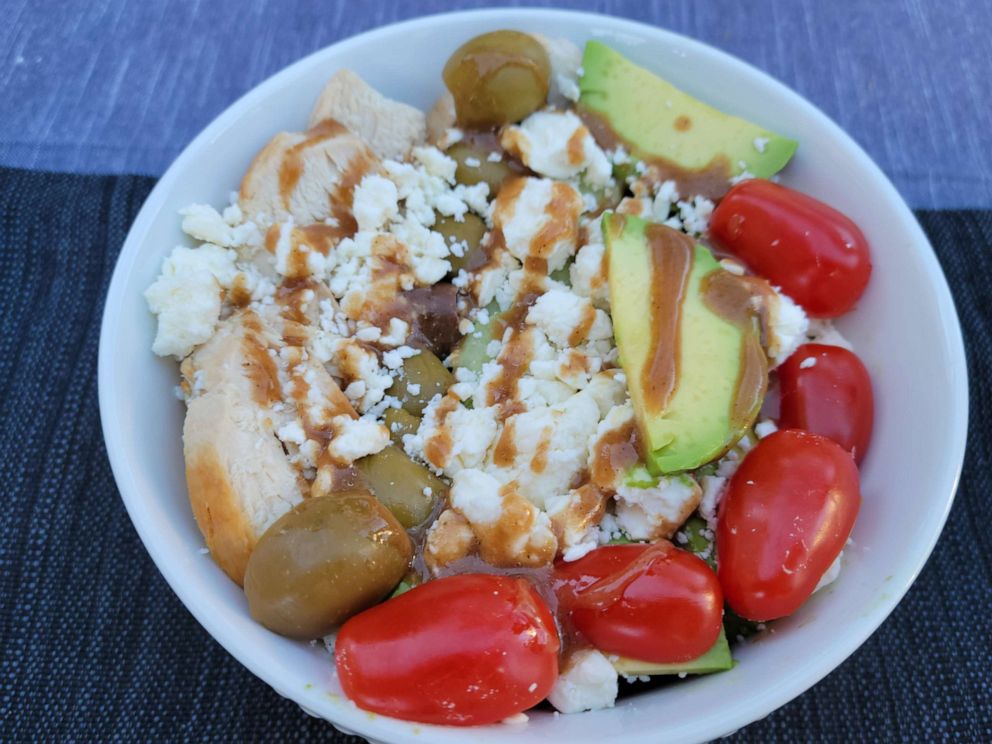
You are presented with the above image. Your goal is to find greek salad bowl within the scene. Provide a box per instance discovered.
[98,8,968,743]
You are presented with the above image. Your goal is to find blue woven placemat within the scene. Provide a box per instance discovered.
[1,0,992,209]
[0,166,989,741]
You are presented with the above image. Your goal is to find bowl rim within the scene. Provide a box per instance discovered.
[98,7,969,743]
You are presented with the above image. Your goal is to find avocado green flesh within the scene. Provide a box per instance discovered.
[612,628,733,676]
[579,41,796,182]
[605,212,762,474]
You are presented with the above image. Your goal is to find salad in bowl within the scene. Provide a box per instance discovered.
[144,28,877,726]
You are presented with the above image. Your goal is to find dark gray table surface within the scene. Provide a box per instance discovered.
[2,0,991,208]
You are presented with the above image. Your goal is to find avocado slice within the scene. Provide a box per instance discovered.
[605,213,767,474]
[612,627,733,676]
[579,41,796,196]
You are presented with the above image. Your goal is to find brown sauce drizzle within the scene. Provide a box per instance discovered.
[700,269,771,428]
[589,419,643,490]
[492,419,518,467]
[485,327,534,417]
[277,119,349,209]
[328,147,375,239]
[641,222,695,414]
[228,273,252,307]
[578,106,733,201]
[529,182,579,260]
[424,394,459,468]
[568,303,597,347]
[240,312,282,407]
[566,125,588,165]
[530,427,552,474]
[298,222,349,254]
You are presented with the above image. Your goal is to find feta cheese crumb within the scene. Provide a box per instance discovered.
[500,110,611,186]
[766,288,810,366]
[145,244,238,358]
[754,419,779,439]
[753,136,769,153]
[548,649,619,714]
[815,551,843,592]
[327,415,389,463]
[276,420,306,446]
[698,474,727,531]
[352,174,399,231]
[615,474,701,541]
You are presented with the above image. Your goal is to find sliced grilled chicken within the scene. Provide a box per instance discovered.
[308,69,426,160]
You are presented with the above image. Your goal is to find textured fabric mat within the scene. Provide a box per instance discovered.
[2,0,992,208]
[0,167,989,742]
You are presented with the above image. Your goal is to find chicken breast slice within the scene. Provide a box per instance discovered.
[182,310,303,585]
[308,69,426,160]
[239,120,379,225]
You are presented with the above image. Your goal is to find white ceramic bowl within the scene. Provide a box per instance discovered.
[98,8,968,743]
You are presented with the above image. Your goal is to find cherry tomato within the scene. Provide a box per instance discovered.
[710,179,871,318]
[335,574,559,726]
[778,344,874,463]
[717,430,860,621]
[554,543,723,663]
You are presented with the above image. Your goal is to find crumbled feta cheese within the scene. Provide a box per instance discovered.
[766,288,810,366]
[614,474,701,541]
[379,317,409,347]
[486,388,603,510]
[570,235,610,309]
[492,177,581,272]
[698,475,726,531]
[815,551,843,592]
[354,325,382,343]
[276,420,307,446]
[180,203,260,248]
[408,397,500,475]
[382,345,419,370]
[526,288,610,348]
[753,136,769,153]
[501,111,611,186]
[502,712,529,725]
[538,35,583,105]
[677,196,715,236]
[548,649,618,714]
[145,244,239,358]
[352,174,399,231]
[754,419,779,439]
[450,469,504,524]
[327,415,389,463]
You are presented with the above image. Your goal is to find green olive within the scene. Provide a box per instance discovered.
[446,142,517,195]
[384,407,421,445]
[356,445,446,528]
[434,211,487,276]
[387,349,454,416]
[244,491,412,639]
[442,30,550,128]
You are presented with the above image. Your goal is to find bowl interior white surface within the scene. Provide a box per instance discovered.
[98,9,968,744]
